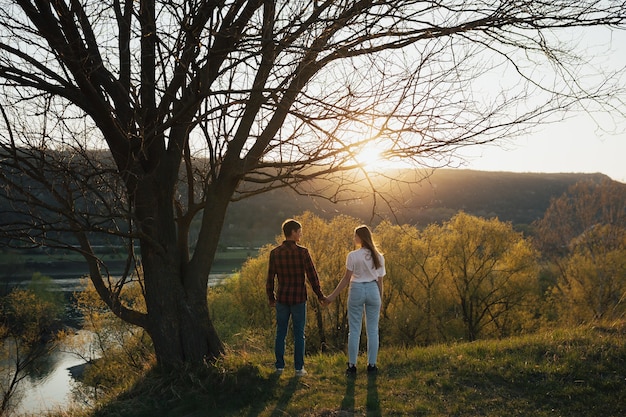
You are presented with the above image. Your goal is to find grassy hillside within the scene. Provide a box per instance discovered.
[55,325,625,417]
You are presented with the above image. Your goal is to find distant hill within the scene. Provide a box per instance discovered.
[220,169,614,247]
[0,158,615,249]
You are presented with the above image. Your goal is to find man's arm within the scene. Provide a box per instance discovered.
[266,250,276,306]
[303,249,325,301]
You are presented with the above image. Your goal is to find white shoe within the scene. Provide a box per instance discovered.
[295,368,307,376]
[276,368,284,374]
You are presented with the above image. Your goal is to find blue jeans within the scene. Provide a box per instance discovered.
[347,281,381,366]
[274,302,306,371]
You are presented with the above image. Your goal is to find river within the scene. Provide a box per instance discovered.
[14,334,90,416]
[7,274,230,416]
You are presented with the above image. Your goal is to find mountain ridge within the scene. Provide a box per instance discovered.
[220,169,615,246]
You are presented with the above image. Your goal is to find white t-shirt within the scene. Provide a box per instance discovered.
[346,248,386,283]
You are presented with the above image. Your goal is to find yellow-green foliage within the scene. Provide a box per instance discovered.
[209,245,275,352]
[1,288,60,343]
[555,224,626,324]
[534,180,626,328]
[210,211,542,352]
[377,221,456,345]
[439,212,540,340]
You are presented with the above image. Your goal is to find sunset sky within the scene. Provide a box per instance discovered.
[456,28,626,183]
[458,114,626,182]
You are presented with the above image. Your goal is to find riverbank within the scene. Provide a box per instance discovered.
[0,248,253,416]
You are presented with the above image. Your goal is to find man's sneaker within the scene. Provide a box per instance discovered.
[367,364,378,374]
[275,368,284,374]
[295,368,308,376]
[345,364,357,377]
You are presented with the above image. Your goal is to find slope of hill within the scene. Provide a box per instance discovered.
[76,325,626,417]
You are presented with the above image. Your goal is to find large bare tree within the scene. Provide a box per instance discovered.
[0,0,625,366]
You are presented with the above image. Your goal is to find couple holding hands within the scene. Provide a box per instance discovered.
[266,219,385,377]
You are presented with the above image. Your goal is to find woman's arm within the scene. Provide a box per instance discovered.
[327,269,352,302]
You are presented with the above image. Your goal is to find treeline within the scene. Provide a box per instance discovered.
[210,179,626,353]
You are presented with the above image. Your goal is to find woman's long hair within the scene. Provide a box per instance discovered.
[355,225,382,270]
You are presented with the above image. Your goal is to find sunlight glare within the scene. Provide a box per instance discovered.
[355,146,388,170]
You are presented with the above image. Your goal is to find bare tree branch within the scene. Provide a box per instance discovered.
[0,0,624,365]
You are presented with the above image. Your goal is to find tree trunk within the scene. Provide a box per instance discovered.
[143,256,224,365]
[134,171,226,366]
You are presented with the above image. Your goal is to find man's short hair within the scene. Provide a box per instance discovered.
[282,219,302,238]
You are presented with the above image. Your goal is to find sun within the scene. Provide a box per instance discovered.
[355,146,388,170]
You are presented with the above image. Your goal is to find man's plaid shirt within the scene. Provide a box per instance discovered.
[266,240,324,305]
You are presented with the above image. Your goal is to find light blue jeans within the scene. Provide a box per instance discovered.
[274,302,306,371]
[347,281,381,366]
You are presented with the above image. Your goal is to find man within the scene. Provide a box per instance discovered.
[266,219,326,376]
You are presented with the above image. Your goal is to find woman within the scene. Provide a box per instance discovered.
[325,225,385,376]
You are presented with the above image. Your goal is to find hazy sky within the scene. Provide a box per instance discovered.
[456,28,626,183]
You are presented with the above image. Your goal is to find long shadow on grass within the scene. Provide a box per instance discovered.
[366,374,381,416]
[341,376,356,413]
[90,363,282,417]
[449,365,626,416]
[267,376,300,417]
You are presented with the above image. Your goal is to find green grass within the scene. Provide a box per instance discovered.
[52,325,625,417]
